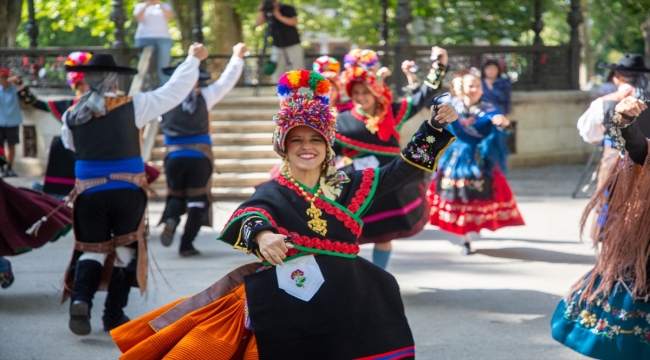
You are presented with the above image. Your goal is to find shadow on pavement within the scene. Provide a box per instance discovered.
[403,288,587,359]
[474,247,595,265]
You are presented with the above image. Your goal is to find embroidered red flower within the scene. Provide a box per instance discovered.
[291,269,304,280]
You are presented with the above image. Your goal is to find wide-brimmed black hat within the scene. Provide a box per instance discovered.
[598,53,650,73]
[162,66,211,81]
[64,54,138,75]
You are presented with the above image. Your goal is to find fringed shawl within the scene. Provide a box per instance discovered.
[575,138,650,302]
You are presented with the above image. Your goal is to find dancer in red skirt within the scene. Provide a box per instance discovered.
[428,69,524,255]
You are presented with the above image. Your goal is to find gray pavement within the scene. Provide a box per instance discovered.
[0,165,593,359]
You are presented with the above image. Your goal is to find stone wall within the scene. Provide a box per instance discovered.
[399,90,596,168]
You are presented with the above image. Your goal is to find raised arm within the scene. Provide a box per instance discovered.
[132,43,208,129]
[374,103,457,199]
[615,96,649,165]
[395,47,449,131]
[201,43,247,109]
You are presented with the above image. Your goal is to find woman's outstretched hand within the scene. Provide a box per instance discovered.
[428,103,458,131]
[255,231,294,266]
[491,114,510,127]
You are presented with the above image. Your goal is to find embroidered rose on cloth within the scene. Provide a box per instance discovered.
[276,255,324,301]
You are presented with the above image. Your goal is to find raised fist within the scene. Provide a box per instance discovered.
[188,43,209,61]
[233,43,248,59]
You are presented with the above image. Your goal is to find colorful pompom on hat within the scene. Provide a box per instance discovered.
[343,49,379,70]
[273,70,335,156]
[312,56,341,75]
[65,52,92,86]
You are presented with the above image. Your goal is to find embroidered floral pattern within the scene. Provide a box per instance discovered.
[347,168,375,213]
[291,269,306,287]
[439,176,486,192]
[277,176,363,236]
[563,294,650,346]
[402,132,439,171]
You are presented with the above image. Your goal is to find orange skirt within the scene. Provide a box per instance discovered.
[111,283,258,360]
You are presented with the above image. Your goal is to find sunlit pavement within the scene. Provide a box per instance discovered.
[1,164,592,359]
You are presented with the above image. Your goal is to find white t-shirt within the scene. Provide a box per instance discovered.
[133,2,173,39]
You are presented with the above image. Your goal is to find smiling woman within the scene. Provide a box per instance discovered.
[111,70,458,359]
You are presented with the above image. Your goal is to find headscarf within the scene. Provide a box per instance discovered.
[273,70,349,199]
[65,52,92,86]
[181,90,199,114]
[66,72,118,126]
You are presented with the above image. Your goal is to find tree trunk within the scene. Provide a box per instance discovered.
[168,0,194,52]
[0,0,24,48]
[642,15,650,64]
[206,0,243,74]
[207,0,243,54]
[578,0,592,88]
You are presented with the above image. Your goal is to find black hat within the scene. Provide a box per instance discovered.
[162,66,211,81]
[64,54,138,75]
[598,53,650,73]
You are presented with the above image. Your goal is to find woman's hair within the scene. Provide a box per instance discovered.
[480,59,502,79]
[605,70,616,83]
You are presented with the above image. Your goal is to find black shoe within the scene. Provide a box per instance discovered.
[179,247,201,257]
[3,169,17,177]
[461,242,472,256]
[103,315,130,332]
[160,218,179,247]
[69,300,91,335]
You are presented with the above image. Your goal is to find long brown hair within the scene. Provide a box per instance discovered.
[573,139,650,302]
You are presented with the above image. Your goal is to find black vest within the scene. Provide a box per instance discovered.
[43,136,76,195]
[160,93,209,137]
[69,101,141,160]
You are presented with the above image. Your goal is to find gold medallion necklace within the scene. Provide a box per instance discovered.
[283,172,328,236]
[356,106,380,135]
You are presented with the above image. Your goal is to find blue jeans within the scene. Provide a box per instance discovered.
[135,37,173,85]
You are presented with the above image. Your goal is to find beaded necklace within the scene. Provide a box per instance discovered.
[282,171,328,236]
[353,105,381,135]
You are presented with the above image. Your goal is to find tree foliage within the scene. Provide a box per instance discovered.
[6,0,649,79]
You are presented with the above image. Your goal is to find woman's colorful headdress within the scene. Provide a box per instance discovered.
[343,49,379,70]
[340,66,398,142]
[313,56,341,75]
[65,52,92,86]
[273,70,348,198]
[274,70,335,155]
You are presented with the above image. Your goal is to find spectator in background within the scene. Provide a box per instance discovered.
[597,71,618,96]
[133,0,174,85]
[480,59,512,117]
[256,0,304,82]
[0,68,24,177]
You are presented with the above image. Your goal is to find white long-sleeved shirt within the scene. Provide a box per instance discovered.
[61,55,201,151]
[156,55,245,121]
[577,83,632,144]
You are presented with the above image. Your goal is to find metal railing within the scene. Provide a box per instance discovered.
[0,47,158,92]
[1,44,578,93]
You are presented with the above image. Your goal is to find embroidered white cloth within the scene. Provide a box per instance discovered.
[276,255,324,302]
[353,155,380,171]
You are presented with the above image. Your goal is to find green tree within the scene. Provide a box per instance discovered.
[0,0,24,48]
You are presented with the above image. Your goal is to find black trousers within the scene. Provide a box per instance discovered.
[164,157,212,200]
[163,157,212,249]
[74,188,147,245]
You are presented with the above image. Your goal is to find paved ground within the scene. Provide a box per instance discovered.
[0,164,595,359]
